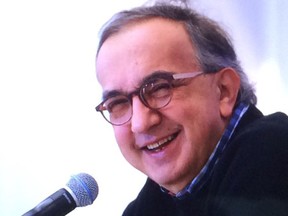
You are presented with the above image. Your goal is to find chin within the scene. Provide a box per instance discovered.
[150,173,177,188]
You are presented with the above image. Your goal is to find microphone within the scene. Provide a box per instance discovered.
[22,173,99,216]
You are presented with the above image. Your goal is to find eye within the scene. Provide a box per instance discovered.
[104,95,130,115]
[144,79,171,99]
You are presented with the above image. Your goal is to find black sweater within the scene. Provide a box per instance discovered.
[122,106,288,216]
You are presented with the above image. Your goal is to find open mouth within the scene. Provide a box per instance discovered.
[145,132,179,152]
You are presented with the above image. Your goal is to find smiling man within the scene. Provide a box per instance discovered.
[95,2,288,216]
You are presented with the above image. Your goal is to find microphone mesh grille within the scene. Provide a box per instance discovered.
[66,173,99,207]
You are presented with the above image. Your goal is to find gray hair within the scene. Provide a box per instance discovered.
[96,2,257,105]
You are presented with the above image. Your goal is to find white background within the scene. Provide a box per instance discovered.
[0,1,287,216]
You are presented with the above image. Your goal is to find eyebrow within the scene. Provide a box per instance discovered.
[101,70,174,100]
[102,90,123,101]
[142,71,174,83]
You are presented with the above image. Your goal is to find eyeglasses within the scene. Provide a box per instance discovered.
[95,71,203,126]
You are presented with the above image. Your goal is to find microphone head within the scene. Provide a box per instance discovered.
[66,173,99,207]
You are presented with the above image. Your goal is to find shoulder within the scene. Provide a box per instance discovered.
[214,106,288,186]
[217,106,288,190]
[209,107,288,214]
[229,105,288,148]
[233,108,288,152]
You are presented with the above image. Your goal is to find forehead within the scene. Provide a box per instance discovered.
[96,18,199,94]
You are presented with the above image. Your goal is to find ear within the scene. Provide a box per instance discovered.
[216,68,240,118]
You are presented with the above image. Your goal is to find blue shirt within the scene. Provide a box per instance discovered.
[161,103,249,198]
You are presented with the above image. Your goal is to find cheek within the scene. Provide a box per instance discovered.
[113,126,137,158]
[114,127,131,148]
[113,126,145,171]
[180,94,220,125]
[168,92,222,140]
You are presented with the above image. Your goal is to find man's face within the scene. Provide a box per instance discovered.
[96,18,228,193]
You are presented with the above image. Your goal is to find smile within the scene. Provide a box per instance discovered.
[146,133,178,151]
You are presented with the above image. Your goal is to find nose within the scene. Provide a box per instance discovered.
[130,95,161,133]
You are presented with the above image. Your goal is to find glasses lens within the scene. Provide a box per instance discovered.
[141,78,172,109]
[101,95,132,125]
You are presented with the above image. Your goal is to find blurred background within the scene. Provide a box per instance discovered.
[0,0,287,215]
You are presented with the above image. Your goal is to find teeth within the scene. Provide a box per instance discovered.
[147,135,174,150]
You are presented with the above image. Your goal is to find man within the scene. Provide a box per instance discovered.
[95,2,288,215]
